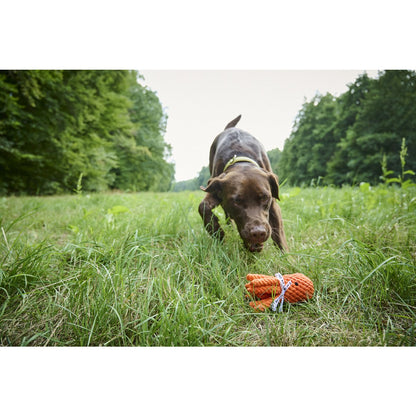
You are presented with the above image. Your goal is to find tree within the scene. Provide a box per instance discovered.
[267,148,282,174]
[112,71,175,192]
[196,166,210,188]
[0,70,175,195]
[279,70,416,186]
[0,70,70,194]
[326,72,375,185]
[328,70,416,185]
[279,93,339,185]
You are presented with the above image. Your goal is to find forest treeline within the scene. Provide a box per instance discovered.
[279,70,416,186]
[175,70,416,191]
[2,70,415,195]
[0,70,174,195]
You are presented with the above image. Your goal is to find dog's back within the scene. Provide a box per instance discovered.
[209,115,271,177]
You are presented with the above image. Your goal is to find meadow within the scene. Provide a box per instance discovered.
[0,184,415,346]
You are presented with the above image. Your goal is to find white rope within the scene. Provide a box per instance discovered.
[270,273,292,312]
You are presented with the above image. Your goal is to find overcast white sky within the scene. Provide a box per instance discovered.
[139,70,379,182]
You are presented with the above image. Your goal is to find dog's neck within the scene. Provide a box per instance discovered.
[223,155,260,172]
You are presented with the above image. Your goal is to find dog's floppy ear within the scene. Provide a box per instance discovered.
[200,174,226,198]
[268,173,280,201]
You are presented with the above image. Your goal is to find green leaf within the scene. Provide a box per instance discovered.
[107,205,129,215]
[360,182,371,192]
[68,224,79,234]
[385,178,401,184]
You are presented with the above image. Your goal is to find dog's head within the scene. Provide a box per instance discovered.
[201,165,280,252]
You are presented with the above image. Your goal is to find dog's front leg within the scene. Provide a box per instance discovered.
[198,193,225,240]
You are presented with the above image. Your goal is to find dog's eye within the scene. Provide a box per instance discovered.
[260,194,270,203]
[234,197,243,205]
[261,195,271,209]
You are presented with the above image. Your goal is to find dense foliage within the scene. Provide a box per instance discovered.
[279,70,416,186]
[267,148,282,176]
[0,70,174,195]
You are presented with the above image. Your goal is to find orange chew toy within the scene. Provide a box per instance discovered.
[245,273,314,312]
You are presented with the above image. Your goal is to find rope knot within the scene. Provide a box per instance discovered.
[270,273,292,312]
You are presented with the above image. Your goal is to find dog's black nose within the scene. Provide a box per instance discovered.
[250,226,267,242]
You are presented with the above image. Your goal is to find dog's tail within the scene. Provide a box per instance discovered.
[224,115,241,130]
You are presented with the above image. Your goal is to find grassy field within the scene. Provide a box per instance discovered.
[0,185,415,346]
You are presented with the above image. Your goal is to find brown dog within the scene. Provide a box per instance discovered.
[199,115,288,252]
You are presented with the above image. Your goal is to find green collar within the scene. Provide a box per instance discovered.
[223,155,260,172]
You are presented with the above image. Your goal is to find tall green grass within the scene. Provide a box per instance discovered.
[1,185,415,346]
